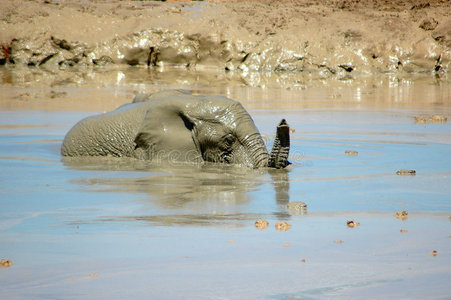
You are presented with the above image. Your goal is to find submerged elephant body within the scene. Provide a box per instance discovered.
[62,90,289,169]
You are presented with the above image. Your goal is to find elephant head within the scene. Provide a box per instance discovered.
[62,90,290,169]
[133,90,282,168]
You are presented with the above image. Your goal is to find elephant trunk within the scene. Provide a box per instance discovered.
[222,103,269,169]
[240,132,270,168]
[268,119,290,169]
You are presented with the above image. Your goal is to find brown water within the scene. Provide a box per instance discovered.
[1,66,451,299]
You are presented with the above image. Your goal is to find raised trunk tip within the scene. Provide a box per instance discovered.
[268,119,290,169]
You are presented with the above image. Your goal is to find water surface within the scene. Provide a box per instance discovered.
[1,67,450,299]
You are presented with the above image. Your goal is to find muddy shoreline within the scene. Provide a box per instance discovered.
[1,0,450,74]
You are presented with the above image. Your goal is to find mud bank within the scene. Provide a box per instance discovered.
[1,0,450,74]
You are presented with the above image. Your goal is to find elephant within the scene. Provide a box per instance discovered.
[61,89,290,169]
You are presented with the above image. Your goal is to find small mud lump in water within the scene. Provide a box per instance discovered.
[1,259,13,268]
[286,201,307,214]
[347,220,360,228]
[429,115,447,123]
[396,169,416,176]
[254,219,269,230]
[395,211,409,220]
[275,221,291,231]
[414,115,447,124]
[345,150,358,156]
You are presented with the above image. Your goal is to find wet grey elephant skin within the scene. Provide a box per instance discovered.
[61,89,290,169]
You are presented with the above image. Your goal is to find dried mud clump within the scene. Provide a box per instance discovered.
[419,17,438,31]
[334,240,344,244]
[286,201,307,214]
[395,211,409,220]
[432,20,451,48]
[275,221,291,231]
[347,220,360,228]
[400,229,408,233]
[0,259,13,268]
[345,150,358,156]
[1,43,13,65]
[92,55,114,66]
[396,169,416,176]
[254,218,269,230]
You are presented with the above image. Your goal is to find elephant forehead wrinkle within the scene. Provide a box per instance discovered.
[216,114,236,128]
[204,106,224,117]
[214,108,237,130]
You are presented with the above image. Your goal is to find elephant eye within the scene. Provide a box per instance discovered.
[218,134,235,153]
[223,134,235,146]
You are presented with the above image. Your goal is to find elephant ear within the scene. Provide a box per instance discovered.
[133,97,201,160]
[134,132,152,150]
[178,112,203,155]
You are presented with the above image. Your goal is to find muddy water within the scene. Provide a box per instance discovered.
[1,67,451,299]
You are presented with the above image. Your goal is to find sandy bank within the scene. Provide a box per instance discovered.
[0,0,450,75]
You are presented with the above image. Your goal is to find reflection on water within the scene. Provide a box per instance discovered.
[0,66,449,111]
[269,169,290,207]
[67,159,263,207]
[63,156,294,224]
